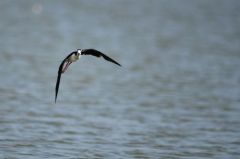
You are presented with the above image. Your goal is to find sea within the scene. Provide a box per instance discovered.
[0,0,240,158]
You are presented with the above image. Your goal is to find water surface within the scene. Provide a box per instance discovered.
[0,0,240,158]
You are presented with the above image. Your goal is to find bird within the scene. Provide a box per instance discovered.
[55,49,121,103]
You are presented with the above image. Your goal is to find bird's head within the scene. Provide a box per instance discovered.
[74,49,82,59]
[77,49,82,55]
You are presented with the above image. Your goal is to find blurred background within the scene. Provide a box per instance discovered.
[0,0,240,158]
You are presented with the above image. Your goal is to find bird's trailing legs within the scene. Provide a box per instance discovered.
[62,61,72,73]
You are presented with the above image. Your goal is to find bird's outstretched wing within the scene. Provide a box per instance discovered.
[81,49,121,66]
[55,52,75,103]
[55,71,62,103]
[55,60,65,103]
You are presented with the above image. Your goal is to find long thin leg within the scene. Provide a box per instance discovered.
[62,61,72,73]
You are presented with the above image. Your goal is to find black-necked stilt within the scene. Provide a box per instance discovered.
[55,49,121,103]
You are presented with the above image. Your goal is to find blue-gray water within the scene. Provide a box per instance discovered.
[0,0,240,158]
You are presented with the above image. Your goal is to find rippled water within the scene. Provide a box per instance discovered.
[0,0,240,158]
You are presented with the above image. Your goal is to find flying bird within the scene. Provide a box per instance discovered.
[55,49,121,103]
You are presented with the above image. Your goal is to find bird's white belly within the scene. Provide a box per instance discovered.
[69,54,80,62]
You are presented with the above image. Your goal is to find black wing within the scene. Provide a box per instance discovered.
[55,52,75,103]
[81,49,121,66]
[55,71,62,103]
